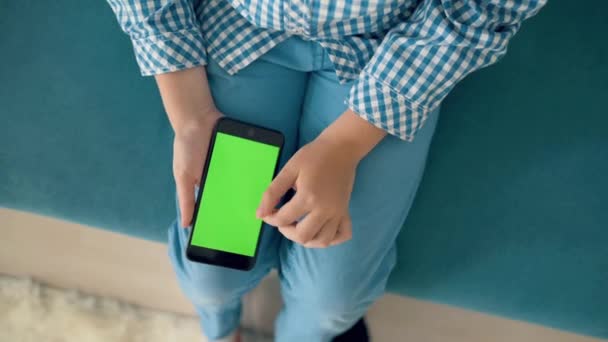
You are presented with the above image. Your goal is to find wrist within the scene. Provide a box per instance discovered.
[155,66,220,135]
[318,110,387,162]
[173,108,222,138]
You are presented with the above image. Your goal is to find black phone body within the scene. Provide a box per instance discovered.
[186,117,284,271]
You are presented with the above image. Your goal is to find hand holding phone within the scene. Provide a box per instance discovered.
[186,117,284,270]
[173,111,222,228]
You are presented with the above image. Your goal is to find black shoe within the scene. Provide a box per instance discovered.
[333,318,369,342]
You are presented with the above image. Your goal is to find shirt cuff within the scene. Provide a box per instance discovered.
[347,72,431,142]
[130,28,207,76]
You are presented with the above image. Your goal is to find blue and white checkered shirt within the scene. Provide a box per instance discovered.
[107,0,545,140]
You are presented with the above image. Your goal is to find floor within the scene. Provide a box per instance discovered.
[1,208,604,342]
[0,275,203,342]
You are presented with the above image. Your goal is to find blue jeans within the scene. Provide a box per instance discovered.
[168,37,439,342]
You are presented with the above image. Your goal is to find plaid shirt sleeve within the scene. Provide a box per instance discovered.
[347,0,546,141]
[107,0,207,76]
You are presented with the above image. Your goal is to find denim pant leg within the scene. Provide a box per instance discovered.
[276,68,440,342]
[167,39,312,339]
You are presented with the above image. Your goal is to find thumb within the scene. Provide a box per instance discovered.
[257,164,297,218]
[176,176,196,228]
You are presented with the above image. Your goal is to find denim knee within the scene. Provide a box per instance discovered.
[284,272,381,329]
[168,221,249,309]
[181,265,250,308]
[280,244,397,332]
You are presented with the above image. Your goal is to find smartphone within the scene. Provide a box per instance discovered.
[186,117,284,271]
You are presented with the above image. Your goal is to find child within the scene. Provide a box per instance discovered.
[106,0,545,340]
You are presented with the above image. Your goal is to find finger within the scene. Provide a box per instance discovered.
[176,176,196,228]
[263,193,310,227]
[257,164,297,218]
[304,218,339,249]
[277,224,297,242]
[330,216,353,246]
[279,213,327,245]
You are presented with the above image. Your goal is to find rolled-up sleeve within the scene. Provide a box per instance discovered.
[347,0,546,141]
[107,0,207,76]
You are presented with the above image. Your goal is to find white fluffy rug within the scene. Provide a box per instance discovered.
[0,275,203,342]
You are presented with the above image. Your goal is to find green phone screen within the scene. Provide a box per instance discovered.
[191,132,280,257]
